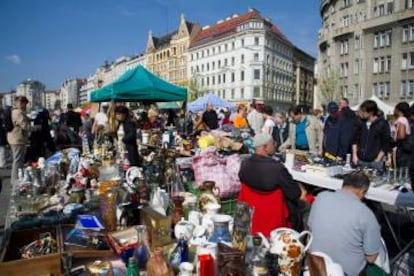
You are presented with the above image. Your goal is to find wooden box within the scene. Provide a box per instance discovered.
[140,207,172,249]
[0,226,62,276]
[61,225,113,258]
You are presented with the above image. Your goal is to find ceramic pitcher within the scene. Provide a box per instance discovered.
[260,228,312,276]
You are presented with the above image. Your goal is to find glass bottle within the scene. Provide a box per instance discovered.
[127,257,139,276]
[147,247,173,276]
[247,236,267,275]
[135,225,150,271]
[170,238,189,268]
[100,188,117,232]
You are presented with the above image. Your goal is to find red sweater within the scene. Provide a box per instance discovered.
[238,183,290,237]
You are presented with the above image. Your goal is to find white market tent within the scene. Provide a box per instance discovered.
[351,95,394,115]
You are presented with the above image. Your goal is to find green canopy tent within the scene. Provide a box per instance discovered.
[90,65,187,102]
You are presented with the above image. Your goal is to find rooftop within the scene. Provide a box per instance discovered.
[190,8,291,48]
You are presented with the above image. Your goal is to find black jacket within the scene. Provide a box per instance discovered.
[239,155,301,201]
[61,110,82,132]
[117,120,140,166]
[0,117,7,146]
[272,121,289,148]
[202,110,218,130]
[239,154,303,230]
[353,117,391,162]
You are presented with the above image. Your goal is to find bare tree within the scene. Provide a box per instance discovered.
[318,69,341,105]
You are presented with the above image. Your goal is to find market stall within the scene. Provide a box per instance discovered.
[90,65,187,103]
[187,93,236,113]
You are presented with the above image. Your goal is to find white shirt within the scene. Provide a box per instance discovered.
[95,112,108,126]
[262,118,275,135]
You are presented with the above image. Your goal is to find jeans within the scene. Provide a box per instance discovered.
[11,145,27,185]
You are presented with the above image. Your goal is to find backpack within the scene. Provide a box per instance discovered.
[4,107,14,132]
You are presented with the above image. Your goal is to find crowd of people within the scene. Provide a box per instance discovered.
[1,94,413,274]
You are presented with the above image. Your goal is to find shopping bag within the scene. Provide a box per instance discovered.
[192,147,241,198]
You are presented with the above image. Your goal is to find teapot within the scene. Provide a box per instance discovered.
[259,228,312,276]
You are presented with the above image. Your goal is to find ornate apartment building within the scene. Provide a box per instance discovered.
[145,14,201,86]
[318,0,414,106]
[188,8,315,110]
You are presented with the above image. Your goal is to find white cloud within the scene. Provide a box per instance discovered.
[5,54,21,65]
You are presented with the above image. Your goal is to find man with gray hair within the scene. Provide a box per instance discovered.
[308,171,382,275]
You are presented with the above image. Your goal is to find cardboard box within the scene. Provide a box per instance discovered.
[140,207,172,249]
[0,226,62,276]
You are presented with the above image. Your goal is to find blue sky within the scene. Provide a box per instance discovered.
[0,0,321,92]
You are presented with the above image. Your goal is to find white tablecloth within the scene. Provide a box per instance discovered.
[289,169,414,208]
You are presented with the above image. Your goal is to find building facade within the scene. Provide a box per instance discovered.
[318,0,414,106]
[2,91,16,107]
[188,8,314,111]
[42,90,60,110]
[16,79,45,110]
[293,47,316,107]
[79,53,146,104]
[59,78,85,108]
[146,14,201,86]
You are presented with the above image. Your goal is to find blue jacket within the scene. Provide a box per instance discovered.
[323,113,357,159]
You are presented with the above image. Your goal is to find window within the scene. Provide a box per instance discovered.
[232,41,235,49]
[407,0,414,8]
[241,88,244,98]
[373,58,379,73]
[241,39,245,47]
[344,0,350,7]
[340,40,349,55]
[231,89,235,99]
[354,59,360,74]
[254,53,259,62]
[342,15,351,27]
[340,62,349,77]
[222,74,226,83]
[207,77,210,86]
[253,86,260,97]
[401,52,414,69]
[355,35,361,49]
[218,75,221,84]
[201,64,204,72]
[218,60,221,68]
[254,37,259,46]
[207,49,210,56]
[241,54,244,64]
[373,82,391,98]
[225,44,228,51]
[374,30,392,48]
[207,63,210,71]
[212,76,215,85]
[240,71,245,81]
[231,72,235,82]
[222,90,226,99]
[254,69,261,80]
[402,24,414,42]
[224,58,228,67]
[212,61,215,70]
[231,57,235,66]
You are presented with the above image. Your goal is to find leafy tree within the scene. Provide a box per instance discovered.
[318,69,341,105]
[54,99,61,110]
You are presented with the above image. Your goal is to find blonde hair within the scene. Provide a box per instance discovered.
[274,112,286,121]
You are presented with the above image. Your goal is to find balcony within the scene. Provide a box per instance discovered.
[333,26,354,39]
